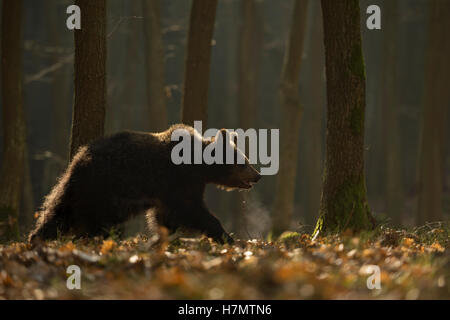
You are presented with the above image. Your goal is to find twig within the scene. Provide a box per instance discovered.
[107,16,143,39]
[25,53,74,84]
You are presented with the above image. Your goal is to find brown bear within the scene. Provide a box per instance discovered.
[28,124,261,244]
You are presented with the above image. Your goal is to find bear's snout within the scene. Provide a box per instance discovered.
[239,166,261,189]
[251,171,261,183]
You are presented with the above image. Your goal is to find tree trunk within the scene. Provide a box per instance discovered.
[417,0,450,225]
[382,0,403,226]
[105,0,125,135]
[314,0,375,236]
[69,0,106,160]
[120,1,139,132]
[302,0,325,228]
[238,0,262,130]
[142,0,168,132]
[234,0,263,237]
[271,0,310,236]
[0,0,25,241]
[181,0,218,127]
[49,0,72,162]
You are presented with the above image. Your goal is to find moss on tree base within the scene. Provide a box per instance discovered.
[313,176,375,237]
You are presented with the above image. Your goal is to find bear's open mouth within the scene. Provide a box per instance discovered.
[216,180,256,191]
[216,184,238,192]
[239,180,257,189]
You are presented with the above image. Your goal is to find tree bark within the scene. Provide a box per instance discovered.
[314,0,375,236]
[381,0,403,226]
[0,0,25,241]
[142,0,168,132]
[120,1,140,131]
[234,0,263,237]
[49,0,72,162]
[417,0,450,224]
[69,0,106,160]
[105,0,125,135]
[181,0,218,127]
[238,0,262,130]
[302,0,325,228]
[271,0,310,236]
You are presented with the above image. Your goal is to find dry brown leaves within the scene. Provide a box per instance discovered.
[0,227,448,299]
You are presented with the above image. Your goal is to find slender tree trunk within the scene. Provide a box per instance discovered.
[303,0,325,228]
[69,0,106,160]
[121,1,145,236]
[223,0,238,127]
[105,0,125,135]
[234,0,263,237]
[365,30,385,208]
[0,0,25,241]
[271,0,310,236]
[142,0,168,132]
[217,0,238,229]
[238,0,262,130]
[49,0,72,162]
[314,0,375,236]
[43,1,72,206]
[120,1,139,131]
[382,0,403,226]
[417,0,450,224]
[181,0,218,127]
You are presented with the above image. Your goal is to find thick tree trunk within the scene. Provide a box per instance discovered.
[271,0,310,236]
[382,0,403,226]
[417,0,450,224]
[69,0,106,160]
[142,0,168,132]
[0,0,25,241]
[314,0,375,236]
[181,0,218,127]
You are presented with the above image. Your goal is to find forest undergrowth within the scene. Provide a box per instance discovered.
[0,222,449,299]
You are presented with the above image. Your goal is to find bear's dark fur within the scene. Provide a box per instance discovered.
[28,124,261,244]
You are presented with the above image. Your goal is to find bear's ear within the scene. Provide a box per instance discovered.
[214,129,227,143]
[229,131,238,143]
[215,129,236,146]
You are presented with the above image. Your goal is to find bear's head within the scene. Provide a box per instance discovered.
[205,129,261,191]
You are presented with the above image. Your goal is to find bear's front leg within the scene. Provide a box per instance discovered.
[199,212,234,244]
[176,203,234,244]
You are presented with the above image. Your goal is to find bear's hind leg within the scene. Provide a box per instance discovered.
[72,197,153,238]
[29,210,71,242]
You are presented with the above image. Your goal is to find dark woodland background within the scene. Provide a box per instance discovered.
[0,0,449,240]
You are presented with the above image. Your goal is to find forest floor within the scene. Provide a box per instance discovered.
[0,223,449,299]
